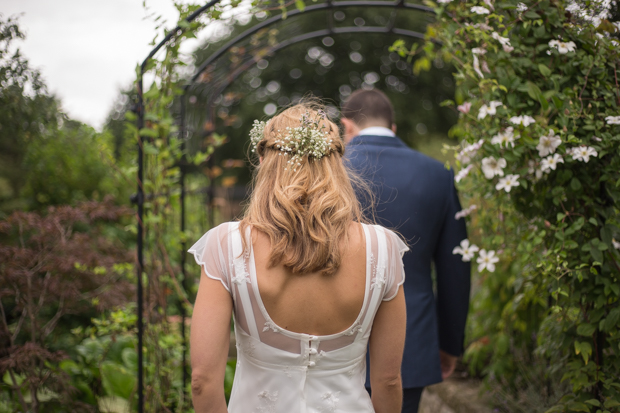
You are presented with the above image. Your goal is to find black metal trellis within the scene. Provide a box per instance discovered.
[134,1,434,411]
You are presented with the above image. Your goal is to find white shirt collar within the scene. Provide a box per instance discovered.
[358,126,396,138]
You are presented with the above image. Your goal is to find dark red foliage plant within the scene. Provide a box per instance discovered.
[0,197,134,412]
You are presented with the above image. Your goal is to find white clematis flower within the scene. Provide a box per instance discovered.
[491,127,517,147]
[549,40,577,54]
[571,146,598,163]
[478,101,503,119]
[612,238,620,250]
[495,174,520,192]
[471,6,490,14]
[541,154,564,172]
[477,249,499,272]
[492,32,513,53]
[481,156,507,179]
[528,160,544,179]
[437,0,452,3]
[455,204,477,220]
[537,129,562,156]
[509,115,536,126]
[456,140,484,164]
[455,164,473,183]
[457,102,472,114]
[605,116,620,125]
[516,2,527,12]
[453,239,480,262]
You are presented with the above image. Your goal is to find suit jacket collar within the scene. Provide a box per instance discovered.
[348,134,408,149]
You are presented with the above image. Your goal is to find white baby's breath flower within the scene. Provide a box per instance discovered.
[491,127,516,147]
[471,6,490,14]
[455,164,473,183]
[495,174,520,192]
[537,129,562,156]
[605,115,620,125]
[516,2,527,12]
[571,146,598,163]
[453,239,480,262]
[477,249,499,272]
[509,115,536,126]
[541,154,564,172]
[478,101,503,119]
[455,204,477,220]
[549,39,577,54]
[481,156,507,179]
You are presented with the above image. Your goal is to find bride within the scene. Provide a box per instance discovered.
[189,103,408,413]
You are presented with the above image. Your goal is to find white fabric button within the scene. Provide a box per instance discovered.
[309,335,318,340]
[309,348,318,355]
[308,361,316,367]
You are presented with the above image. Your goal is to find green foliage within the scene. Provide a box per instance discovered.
[415,0,620,410]
[22,120,126,207]
[0,14,61,211]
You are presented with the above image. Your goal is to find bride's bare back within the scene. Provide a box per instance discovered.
[252,222,367,336]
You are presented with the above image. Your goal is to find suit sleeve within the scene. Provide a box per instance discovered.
[433,169,471,357]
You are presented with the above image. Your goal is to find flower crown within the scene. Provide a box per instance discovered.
[250,110,334,171]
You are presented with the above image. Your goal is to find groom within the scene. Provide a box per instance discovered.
[341,89,471,413]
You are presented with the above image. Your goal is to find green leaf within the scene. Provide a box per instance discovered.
[603,309,620,332]
[577,323,595,336]
[295,0,305,11]
[567,402,591,412]
[604,399,620,408]
[527,81,549,110]
[585,399,601,407]
[538,64,552,77]
[100,361,136,400]
[524,10,541,19]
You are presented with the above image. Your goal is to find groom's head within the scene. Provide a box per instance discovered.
[340,89,396,143]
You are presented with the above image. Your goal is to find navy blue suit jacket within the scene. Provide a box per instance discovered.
[345,134,471,389]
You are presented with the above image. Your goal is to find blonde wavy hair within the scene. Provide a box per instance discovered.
[239,102,370,276]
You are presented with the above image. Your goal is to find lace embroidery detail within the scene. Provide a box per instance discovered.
[232,258,250,285]
[370,272,386,290]
[318,391,341,412]
[255,390,278,413]
[344,324,363,336]
[283,366,292,378]
[242,340,256,358]
[346,366,357,378]
[263,320,281,333]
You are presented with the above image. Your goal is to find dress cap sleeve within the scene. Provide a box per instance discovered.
[188,222,232,293]
[382,228,408,301]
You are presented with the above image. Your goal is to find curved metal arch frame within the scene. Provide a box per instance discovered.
[135,2,435,411]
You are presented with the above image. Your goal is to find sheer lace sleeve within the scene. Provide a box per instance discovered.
[188,222,232,293]
[382,228,408,301]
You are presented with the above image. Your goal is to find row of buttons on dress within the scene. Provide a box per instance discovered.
[306,337,324,367]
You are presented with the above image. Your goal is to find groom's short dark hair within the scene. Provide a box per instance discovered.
[341,89,394,128]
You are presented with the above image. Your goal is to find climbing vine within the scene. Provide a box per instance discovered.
[395,0,620,411]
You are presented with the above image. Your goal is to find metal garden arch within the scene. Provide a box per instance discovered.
[134,1,435,411]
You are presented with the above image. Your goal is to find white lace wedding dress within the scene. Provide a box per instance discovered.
[189,221,407,413]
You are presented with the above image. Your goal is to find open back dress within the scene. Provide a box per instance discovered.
[189,221,407,413]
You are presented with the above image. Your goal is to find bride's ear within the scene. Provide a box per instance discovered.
[259,156,263,164]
